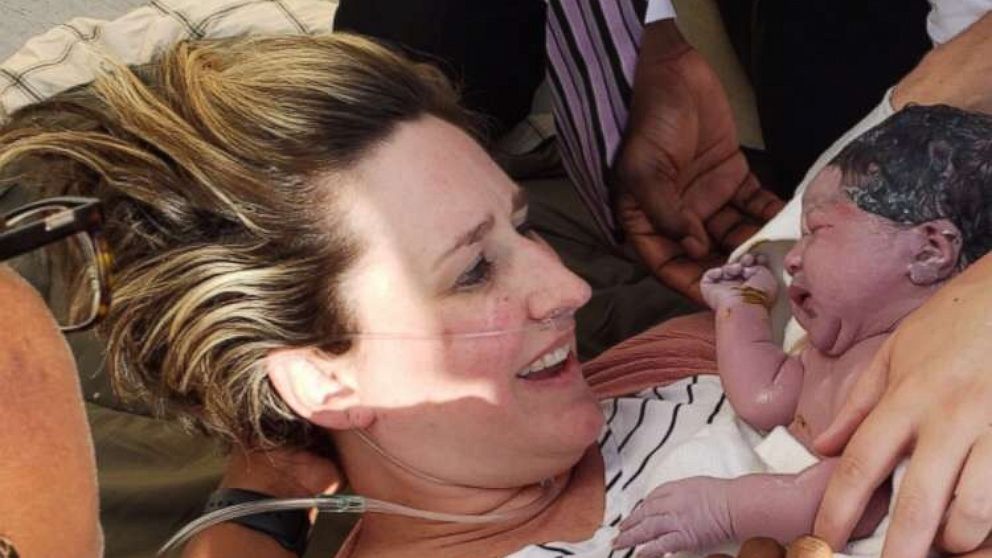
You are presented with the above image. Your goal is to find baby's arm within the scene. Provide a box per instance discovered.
[614,459,890,556]
[701,255,804,431]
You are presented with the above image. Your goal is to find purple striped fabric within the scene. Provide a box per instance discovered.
[547,0,648,241]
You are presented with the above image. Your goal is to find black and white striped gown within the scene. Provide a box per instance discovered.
[507,375,730,558]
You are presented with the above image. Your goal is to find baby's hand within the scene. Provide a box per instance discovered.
[613,476,735,557]
[700,253,778,310]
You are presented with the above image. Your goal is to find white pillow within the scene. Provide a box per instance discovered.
[928,0,992,45]
[1,0,337,116]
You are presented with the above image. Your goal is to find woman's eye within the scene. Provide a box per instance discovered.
[454,256,493,290]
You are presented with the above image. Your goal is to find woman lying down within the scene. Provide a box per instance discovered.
[0,33,985,558]
[614,105,992,558]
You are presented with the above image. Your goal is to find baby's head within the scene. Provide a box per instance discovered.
[785,105,992,355]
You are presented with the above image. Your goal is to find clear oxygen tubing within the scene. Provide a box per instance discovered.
[323,307,577,342]
[157,477,566,556]
[158,310,579,556]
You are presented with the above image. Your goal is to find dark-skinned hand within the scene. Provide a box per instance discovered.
[614,20,783,302]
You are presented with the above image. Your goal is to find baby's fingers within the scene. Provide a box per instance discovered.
[637,532,691,557]
[722,262,743,279]
[614,515,677,549]
[703,268,724,283]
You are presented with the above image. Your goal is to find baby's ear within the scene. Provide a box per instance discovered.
[908,219,962,285]
[265,347,375,431]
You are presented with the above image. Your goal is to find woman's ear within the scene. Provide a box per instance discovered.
[908,219,962,285]
[265,348,375,431]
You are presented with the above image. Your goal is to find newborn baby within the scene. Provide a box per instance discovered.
[614,104,992,557]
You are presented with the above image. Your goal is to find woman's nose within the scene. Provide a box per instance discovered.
[524,239,592,321]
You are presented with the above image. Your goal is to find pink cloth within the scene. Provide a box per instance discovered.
[584,311,718,400]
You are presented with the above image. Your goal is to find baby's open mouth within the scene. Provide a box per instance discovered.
[788,284,815,317]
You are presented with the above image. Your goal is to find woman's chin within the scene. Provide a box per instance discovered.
[555,397,606,450]
[523,396,603,459]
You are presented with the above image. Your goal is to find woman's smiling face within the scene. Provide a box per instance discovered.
[331,116,602,487]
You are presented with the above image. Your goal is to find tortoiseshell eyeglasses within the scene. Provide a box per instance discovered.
[0,196,112,332]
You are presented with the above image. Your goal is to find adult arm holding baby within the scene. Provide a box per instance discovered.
[816,252,992,558]
[814,11,992,558]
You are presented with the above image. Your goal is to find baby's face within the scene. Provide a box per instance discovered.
[784,167,924,355]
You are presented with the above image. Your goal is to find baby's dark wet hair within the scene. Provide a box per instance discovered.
[831,104,992,267]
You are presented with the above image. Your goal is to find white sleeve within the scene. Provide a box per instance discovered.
[927,0,992,44]
[644,0,677,23]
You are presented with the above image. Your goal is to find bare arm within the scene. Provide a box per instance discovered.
[714,298,804,430]
[727,459,888,545]
[0,269,102,557]
[701,257,804,430]
[615,459,889,556]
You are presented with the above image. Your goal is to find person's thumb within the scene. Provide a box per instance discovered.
[679,217,711,259]
[813,336,892,456]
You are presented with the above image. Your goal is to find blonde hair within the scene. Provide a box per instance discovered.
[0,34,473,450]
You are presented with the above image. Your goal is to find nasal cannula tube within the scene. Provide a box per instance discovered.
[328,308,577,341]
